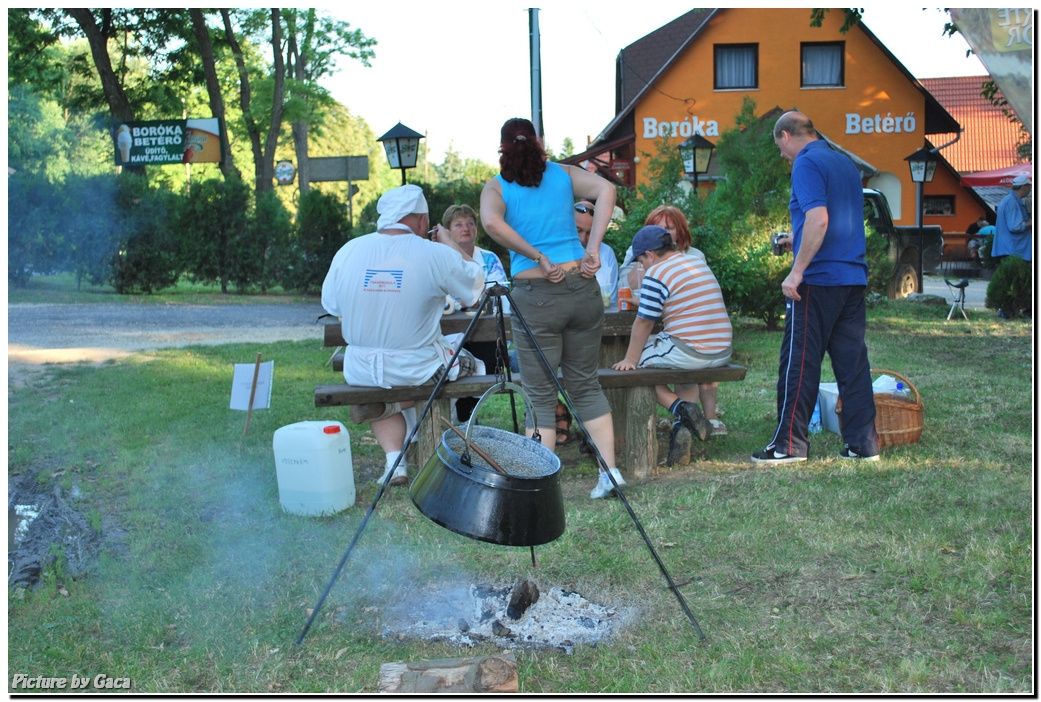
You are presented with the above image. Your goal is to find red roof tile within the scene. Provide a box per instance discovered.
[920,76,1026,173]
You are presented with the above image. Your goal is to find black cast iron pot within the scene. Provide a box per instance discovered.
[410,382,565,547]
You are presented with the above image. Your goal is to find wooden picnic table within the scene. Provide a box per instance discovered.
[320,308,745,476]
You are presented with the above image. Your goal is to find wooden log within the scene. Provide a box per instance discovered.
[624,385,659,479]
[412,398,450,466]
[378,654,518,694]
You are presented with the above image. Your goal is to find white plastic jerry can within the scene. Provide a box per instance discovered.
[273,421,355,516]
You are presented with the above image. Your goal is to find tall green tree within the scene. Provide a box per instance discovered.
[436,143,466,182]
[60,9,145,177]
[188,9,239,181]
[222,9,285,196]
[283,9,376,193]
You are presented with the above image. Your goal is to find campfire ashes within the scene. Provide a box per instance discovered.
[373,578,627,654]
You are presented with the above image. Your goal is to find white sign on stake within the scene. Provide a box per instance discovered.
[230,360,274,410]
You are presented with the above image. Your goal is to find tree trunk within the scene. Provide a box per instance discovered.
[291,121,311,194]
[222,9,265,190]
[287,11,311,193]
[257,8,286,195]
[65,8,144,178]
[189,9,237,181]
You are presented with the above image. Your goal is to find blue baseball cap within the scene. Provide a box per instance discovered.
[631,225,672,258]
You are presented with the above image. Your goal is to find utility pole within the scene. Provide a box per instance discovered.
[529,8,544,140]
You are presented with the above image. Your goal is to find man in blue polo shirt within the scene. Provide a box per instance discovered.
[752,111,879,464]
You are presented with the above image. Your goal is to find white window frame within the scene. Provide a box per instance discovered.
[714,44,758,90]
[801,42,845,88]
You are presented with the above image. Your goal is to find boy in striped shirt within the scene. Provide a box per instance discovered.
[612,226,733,466]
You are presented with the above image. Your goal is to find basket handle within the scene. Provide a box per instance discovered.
[871,369,923,407]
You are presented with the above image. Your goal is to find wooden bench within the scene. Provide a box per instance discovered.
[315,364,747,479]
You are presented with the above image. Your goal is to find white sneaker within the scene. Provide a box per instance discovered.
[376,463,408,486]
[590,468,626,499]
[709,419,727,437]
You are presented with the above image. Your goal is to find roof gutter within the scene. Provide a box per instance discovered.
[930,129,962,154]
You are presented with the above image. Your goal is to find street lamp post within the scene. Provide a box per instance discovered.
[904,146,938,292]
[678,133,715,190]
[377,122,424,185]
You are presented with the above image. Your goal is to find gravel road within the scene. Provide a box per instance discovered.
[8,301,329,366]
[5,277,986,366]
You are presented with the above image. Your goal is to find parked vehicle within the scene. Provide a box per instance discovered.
[863,188,944,298]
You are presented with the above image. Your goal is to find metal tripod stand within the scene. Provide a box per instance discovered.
[298,282,706,644]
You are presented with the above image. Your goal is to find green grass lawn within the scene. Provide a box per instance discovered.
[7,294,1033,693]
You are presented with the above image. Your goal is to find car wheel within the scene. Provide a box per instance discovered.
[888,262,918,299]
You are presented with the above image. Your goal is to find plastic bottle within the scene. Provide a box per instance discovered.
[892,381,912,402]
[809,395,823,434]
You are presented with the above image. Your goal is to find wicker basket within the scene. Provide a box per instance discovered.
[836,369,923,449]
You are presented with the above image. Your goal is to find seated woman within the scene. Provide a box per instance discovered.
[435,204,510,423]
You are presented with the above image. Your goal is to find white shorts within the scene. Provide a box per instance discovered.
[638,331,731,371]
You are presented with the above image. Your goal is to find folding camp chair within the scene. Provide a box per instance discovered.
[944,277,970,322]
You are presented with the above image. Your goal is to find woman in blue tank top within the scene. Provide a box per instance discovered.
[480,117,626,500]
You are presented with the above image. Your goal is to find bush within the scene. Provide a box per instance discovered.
[108,177,182,294]
[251,191,293,294]
[865,221,894,296]
[697,98,792,329]
[985,256,1032,316]
[178,177,252,293]
[8,173,63,286]
[8,173,129,290]
[283,189,351,294]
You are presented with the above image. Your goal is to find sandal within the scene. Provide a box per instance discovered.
[555,402,572,445]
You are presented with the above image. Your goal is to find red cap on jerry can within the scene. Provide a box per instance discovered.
[323,425,341,434]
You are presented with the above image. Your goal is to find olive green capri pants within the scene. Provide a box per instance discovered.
[509,271,612,431]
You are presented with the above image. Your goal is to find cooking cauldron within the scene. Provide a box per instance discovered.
[410,382,565,546]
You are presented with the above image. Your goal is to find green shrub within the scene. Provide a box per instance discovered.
[177,177,252,293]
[985,256,1032,316]
[251,191,293,294]
[108,178,182,294]
[284,189,351,294]
[8,173,64,286]
[865,221,894,296]
[696,98,792,329]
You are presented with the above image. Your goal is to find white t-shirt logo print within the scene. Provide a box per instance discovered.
[363,269,404,292]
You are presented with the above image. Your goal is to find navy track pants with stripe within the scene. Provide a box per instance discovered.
[768,283,879,458]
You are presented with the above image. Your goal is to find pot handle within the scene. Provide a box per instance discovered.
[460,381,540,465]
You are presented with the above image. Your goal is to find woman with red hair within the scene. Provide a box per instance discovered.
[620,205,704,290]
[480,118,624,500]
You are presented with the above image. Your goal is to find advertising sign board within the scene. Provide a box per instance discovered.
[113,118,222,166]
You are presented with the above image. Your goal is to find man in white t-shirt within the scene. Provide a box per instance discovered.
[321,184,485,486]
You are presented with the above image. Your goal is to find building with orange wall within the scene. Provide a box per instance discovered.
[569,8,982,232]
